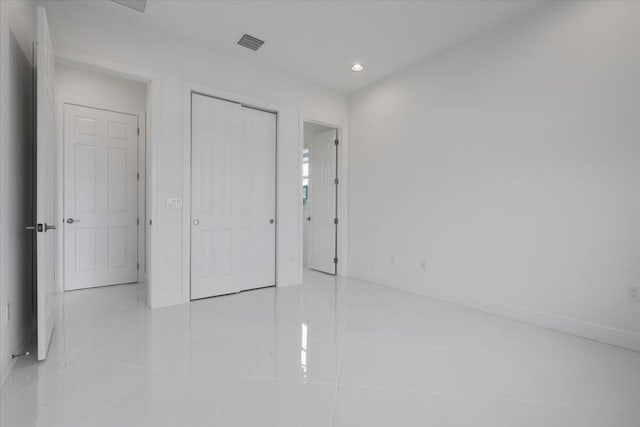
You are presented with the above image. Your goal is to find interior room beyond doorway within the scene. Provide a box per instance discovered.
[302,121,338,276]
[55,63,148,292]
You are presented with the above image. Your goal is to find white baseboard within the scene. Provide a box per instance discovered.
[276,282,300,288]
[349,269,640,353]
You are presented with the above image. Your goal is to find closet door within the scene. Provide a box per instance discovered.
[236,106,277,291]
[190,93,276,299]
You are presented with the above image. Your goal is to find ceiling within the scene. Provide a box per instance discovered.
[47,0,547,93]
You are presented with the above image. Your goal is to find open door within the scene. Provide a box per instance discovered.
[306,127,338,275]
[63,104,139,291]
[35,6,56,360]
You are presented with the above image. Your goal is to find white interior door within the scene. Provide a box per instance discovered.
[63,104,139,290]
[307,128,337,275]
[302,145,311,266]
[191,93,276,300]
[35,7,56,360]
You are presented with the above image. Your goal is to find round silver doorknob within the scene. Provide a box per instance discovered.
[193,219,200,225]
[66,218,76,224]
[269,219,274,224]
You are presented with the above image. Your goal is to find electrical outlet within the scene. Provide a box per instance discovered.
[419,260,427,271]
[628,287,640,302]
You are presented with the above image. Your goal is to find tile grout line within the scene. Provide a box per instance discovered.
[335,335,638,364]
[327,382,640,416]
[0,359,75,401]
[328,291,349,427]
[201,341,269,427]
[84,367,153,423]
[7,277,640,425]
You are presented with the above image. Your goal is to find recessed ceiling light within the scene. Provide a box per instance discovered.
[350,63,365,72]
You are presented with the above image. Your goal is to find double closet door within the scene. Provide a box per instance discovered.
[190,93,276,300]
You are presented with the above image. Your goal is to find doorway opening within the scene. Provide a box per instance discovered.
[55,63,148,292]
[302,121,339,276]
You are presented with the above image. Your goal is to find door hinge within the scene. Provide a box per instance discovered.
[334,178,339,185]
[137,218,140,226]
[333,257,339,264]
[334,218,339,225]
[137,262,140,270]
[137,127,140,135]
[137,172,140,181]
[334,139,339,146]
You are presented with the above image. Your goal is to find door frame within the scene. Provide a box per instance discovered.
[298,115,348,280]
[60,102,146,290]
[53,49,160,308]
[303,123,338,275]
[182,82,281,302]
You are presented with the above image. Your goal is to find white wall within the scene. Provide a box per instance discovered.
[53,63,148,292]
[41,1,348,308]
[349,1,640,350]
[55,63,147,112]
[0,0,36,386]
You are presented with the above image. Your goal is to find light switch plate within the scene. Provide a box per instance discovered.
[166,198,182,209]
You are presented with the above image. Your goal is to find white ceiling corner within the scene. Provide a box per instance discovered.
[42,0,548,93]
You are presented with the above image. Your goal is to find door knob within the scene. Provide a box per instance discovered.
[269,219,275,224]
[193,219,199,225]
[66,218,78,224]
[44,223,57,231]
[306,217,311,221]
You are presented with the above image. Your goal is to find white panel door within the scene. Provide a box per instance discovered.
[191,93,276,300]
[63,104,139,290]
[35,6,57,360]
[238,107,277,291]
[307,128,337,275]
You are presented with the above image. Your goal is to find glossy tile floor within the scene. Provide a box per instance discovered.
[2,269,640,426]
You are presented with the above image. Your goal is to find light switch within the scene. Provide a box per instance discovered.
[166,198,182,209]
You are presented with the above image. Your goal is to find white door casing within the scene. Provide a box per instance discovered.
[36,6,56,360]
[190,93,276,299]
[63,104,139,290]
[307,128,338,275]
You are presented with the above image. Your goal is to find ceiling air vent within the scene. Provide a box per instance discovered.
[237,34,265,51]
[111,0,147,13]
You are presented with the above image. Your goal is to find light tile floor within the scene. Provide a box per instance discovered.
[2,269,640,426]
